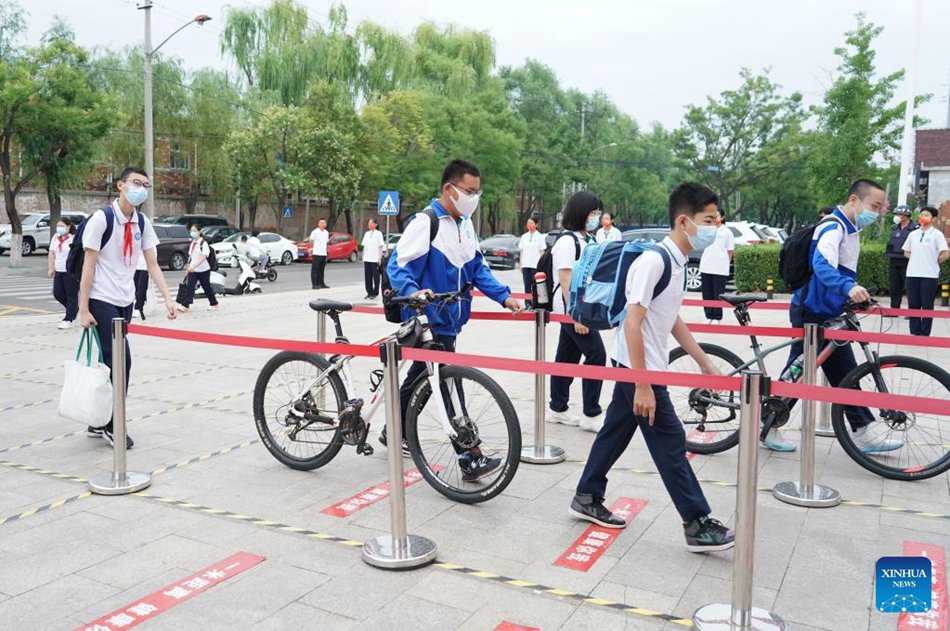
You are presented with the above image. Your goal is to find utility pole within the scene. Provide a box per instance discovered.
[140,0,154,218]
[896,0,922,210]
[580,104,587,142]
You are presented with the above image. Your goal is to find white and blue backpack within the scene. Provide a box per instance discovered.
[567,240,671,330]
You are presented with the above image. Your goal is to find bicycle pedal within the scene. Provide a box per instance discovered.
[358,444,374,456]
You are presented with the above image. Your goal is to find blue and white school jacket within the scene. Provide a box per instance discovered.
[387,200,511,337]
[791,207,859,320]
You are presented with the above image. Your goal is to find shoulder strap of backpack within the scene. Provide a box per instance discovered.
[98,205,115,248]
[422,207,439,243]
[648,244,673,299]
[569,231,581,260]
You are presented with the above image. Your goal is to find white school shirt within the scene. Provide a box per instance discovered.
[551,231,588,315]
[699,225,735,275]
[50,234,73,273]
[361,230,385,263]
[310,228,329,256]
[188,238,211,273]
[596,226,621,243]
[613,237,687,371]
[903,227,949,279]
[518,231,546,269]
[135,251,147,271]
[83,202,159,307]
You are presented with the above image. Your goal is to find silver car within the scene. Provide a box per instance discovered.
[0,211,88,256]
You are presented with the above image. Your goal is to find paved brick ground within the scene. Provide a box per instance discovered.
[0,269,947,630]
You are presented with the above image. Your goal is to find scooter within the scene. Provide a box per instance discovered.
[253,256,278,282]
[196,251,262,297]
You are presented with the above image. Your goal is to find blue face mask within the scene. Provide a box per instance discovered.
[190,231,199,239]
[125,184,148,206]
[856,208,879,228]
[686,218,718,250]
[585,213,601,233]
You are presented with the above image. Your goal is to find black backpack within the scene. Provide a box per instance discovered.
[380,208,439,323]
[533,231,580,310]
[204,240,218,271]
[67,205,146,277]
[778,217,839,292]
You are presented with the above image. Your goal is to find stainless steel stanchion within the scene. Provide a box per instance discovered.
[89,319,152,495]
[693,371,788,631]
[520,308,565,464]
[814,372,835,437]
[773,323,840,508]
[362,338,437,569]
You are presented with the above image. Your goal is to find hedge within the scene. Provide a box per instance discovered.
[733,243,950,295]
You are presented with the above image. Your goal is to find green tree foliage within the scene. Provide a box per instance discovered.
[809,14,906,207]
[0,4,111,266]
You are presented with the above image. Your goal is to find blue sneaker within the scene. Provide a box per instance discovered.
[852,426,903,453]
[759,430,797,452]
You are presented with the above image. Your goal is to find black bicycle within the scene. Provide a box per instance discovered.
[669,294,950,481]
[252,290,521,503]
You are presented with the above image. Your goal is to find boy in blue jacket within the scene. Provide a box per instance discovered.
[384,159,522,479]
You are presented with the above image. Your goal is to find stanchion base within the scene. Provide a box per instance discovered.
[772,481,841,508]
[520,445,566,464]
[362,534,437,570]
[814,427,835,437]
[88,471,152,496]
[692,603,789,630]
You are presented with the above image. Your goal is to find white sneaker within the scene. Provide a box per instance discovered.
[176,304,190,313]
[579,415,603,433]
[852,426,904,453]
[206,304,220,311]
[57,320,73,330]
[548,409,580,426]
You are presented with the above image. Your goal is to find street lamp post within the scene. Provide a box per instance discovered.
[138,1,211,218]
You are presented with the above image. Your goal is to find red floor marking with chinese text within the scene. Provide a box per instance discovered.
[898,541,947,631]
[494,622,540,631]
[321,467,432,518]
[555,497,647,572]
[76,552,265,631]
[686,429,715,461]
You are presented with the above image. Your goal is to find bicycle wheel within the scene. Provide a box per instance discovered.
[405,365,521,504]
[253,351,347,471]
[668,343,744,454]
[831,355,950,481]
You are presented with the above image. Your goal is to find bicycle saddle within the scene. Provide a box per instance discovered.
[309,299,353,313]
[719,293,768,306]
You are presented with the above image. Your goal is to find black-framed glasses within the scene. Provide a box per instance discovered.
[124,179,152,189]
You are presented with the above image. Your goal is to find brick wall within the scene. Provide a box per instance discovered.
[916,128,950,167]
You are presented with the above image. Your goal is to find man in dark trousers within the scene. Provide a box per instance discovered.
[886,206,916,314]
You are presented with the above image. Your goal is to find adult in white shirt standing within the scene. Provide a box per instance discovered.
[78,166,177,449]
[902,206,949,336]
[595,212,622,243]
[361,218,385,299]
[47,216,77,329]
[517,218,546,299]
[698,209,735,323]
[176,225,220,313]
[548,192,607,432]
[309,219,330,289]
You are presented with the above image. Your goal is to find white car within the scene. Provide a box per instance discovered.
[213,231,298,266]
[0,211,88,256]
[724,221,772,247]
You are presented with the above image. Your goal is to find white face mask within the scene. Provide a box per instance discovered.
[451,185,480,218]
[893,215,902,225]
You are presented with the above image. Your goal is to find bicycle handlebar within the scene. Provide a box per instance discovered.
[389,289,469,308]
[844,298,877,313]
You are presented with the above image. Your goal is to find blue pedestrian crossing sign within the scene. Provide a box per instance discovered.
[378,191,399,215]
[282,205,293,219]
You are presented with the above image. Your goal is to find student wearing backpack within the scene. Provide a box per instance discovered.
[77,166,177,448]
[548,191,607,432]
[777,179,902,453]
[175,225,219,313]
[569,182,735,553]
[48,217,78,329]
[902,206,949,336]
[384,159,522,479]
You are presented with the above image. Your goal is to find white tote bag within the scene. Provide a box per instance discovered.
[59,328,113,428]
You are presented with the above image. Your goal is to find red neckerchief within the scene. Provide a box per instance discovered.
[112,200,136,266]
[190,240,198,255]
[57,235,68,252]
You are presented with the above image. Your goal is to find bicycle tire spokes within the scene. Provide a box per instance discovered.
[836,360,950,480]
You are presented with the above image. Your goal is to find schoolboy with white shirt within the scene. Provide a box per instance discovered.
[570,182,735,553]
[517,218,546,299]
[361,219,385,299]
[698,210,734,323]
[309,219,330,289]
[78,166,177,449]
[902,206,949,336]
